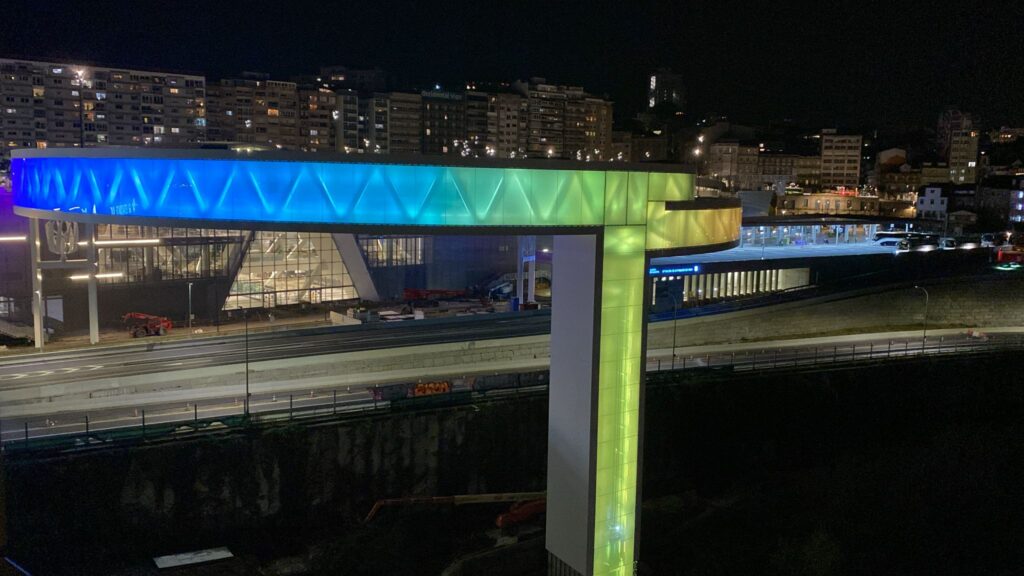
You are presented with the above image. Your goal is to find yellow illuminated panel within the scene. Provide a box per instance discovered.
[594,225,646,575]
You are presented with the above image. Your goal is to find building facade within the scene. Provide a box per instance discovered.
[490,92,528,159]
[948,129,979,184]
[647,68,684,109]
[421,90,465,155]
[298,87,336,152]
[1,58,206,158]
[387,92,423,155]
[819,129,862,190]
[207,76,299,149]
[708,140,759,191]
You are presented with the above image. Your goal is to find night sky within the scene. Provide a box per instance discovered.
[2,1,1022,129]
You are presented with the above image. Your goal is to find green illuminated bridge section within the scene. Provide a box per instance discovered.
[11,148,741,576]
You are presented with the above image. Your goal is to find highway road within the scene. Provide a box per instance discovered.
[0,311,552,388]
[4,328,1020,445]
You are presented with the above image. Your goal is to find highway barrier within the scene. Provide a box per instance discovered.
[3,334,1020,454]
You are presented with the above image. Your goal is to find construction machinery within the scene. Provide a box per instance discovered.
[122,312,173,338]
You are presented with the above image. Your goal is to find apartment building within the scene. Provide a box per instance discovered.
[819,129,862,190]
[0,57,206,158]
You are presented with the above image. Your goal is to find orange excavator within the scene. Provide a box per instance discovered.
[122,312,173,338]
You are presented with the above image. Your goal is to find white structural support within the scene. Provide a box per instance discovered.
[84,223,99,345]
[547,234,600,575]
[28,218,43,349]
[332,233,380,302]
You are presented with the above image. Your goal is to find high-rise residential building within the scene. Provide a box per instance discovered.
[563,86,588,159]
[513,78,612,160]
[948,129,979,184]
[333,89,360,152]
[819,129,862,190]
[319,65,387,94]
[298,87,336,152]
[387,92,422,155]
[647,68,685,109]
[489,92,528,159]
[358,93,390,153]
[516,78,567,158]
[207,75,299,149]
[583,97,613,161]
[421,90,465,155]
[0,58,206,158]
[937,107,973,158]
[464,90,493,157]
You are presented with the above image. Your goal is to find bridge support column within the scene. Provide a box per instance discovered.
[84,223,99,345]
[28,217,43,350]
[548,228,647,576]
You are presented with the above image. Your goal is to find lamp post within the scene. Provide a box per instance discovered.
[187,282,193,334]
[914,285,929,350]
[239,307,250,415]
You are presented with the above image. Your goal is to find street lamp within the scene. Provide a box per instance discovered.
[238,307,250,415]
[187,282,194,334]
[665,286,680,369]
[913,285,929,349]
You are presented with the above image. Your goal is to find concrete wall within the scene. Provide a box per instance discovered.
[3,396,549,565]
[649,274,1024,348]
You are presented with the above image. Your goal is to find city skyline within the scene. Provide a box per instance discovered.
[2,1,1023,128]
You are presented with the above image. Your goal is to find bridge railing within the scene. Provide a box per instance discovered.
[645,333,1024,373]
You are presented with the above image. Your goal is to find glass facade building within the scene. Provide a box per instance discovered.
[225,231,357,309]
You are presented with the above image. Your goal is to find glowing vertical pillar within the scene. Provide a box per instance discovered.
[549,227,647,576]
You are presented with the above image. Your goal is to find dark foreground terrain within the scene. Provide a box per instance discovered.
[4,352,1023,575]
[640,353,1024,576]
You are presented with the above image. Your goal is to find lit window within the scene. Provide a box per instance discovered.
[267,108,280,117]
[170,127,180,134]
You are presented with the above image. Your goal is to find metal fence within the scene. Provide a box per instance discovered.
[646,333,1023,373]
[0,381,543,454]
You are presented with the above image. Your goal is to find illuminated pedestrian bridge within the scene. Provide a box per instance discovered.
[11,148,740,576]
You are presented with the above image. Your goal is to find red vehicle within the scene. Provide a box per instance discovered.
[122,312,173,338]
[496,498,546,528]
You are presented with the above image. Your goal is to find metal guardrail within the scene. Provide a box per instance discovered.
[645,334,1021,373]
[0,382,546,455]
[2,335,1018,454]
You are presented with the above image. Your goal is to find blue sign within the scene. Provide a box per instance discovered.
[648,264,701,276]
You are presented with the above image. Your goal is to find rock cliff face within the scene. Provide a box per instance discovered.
[5,396,548,564]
